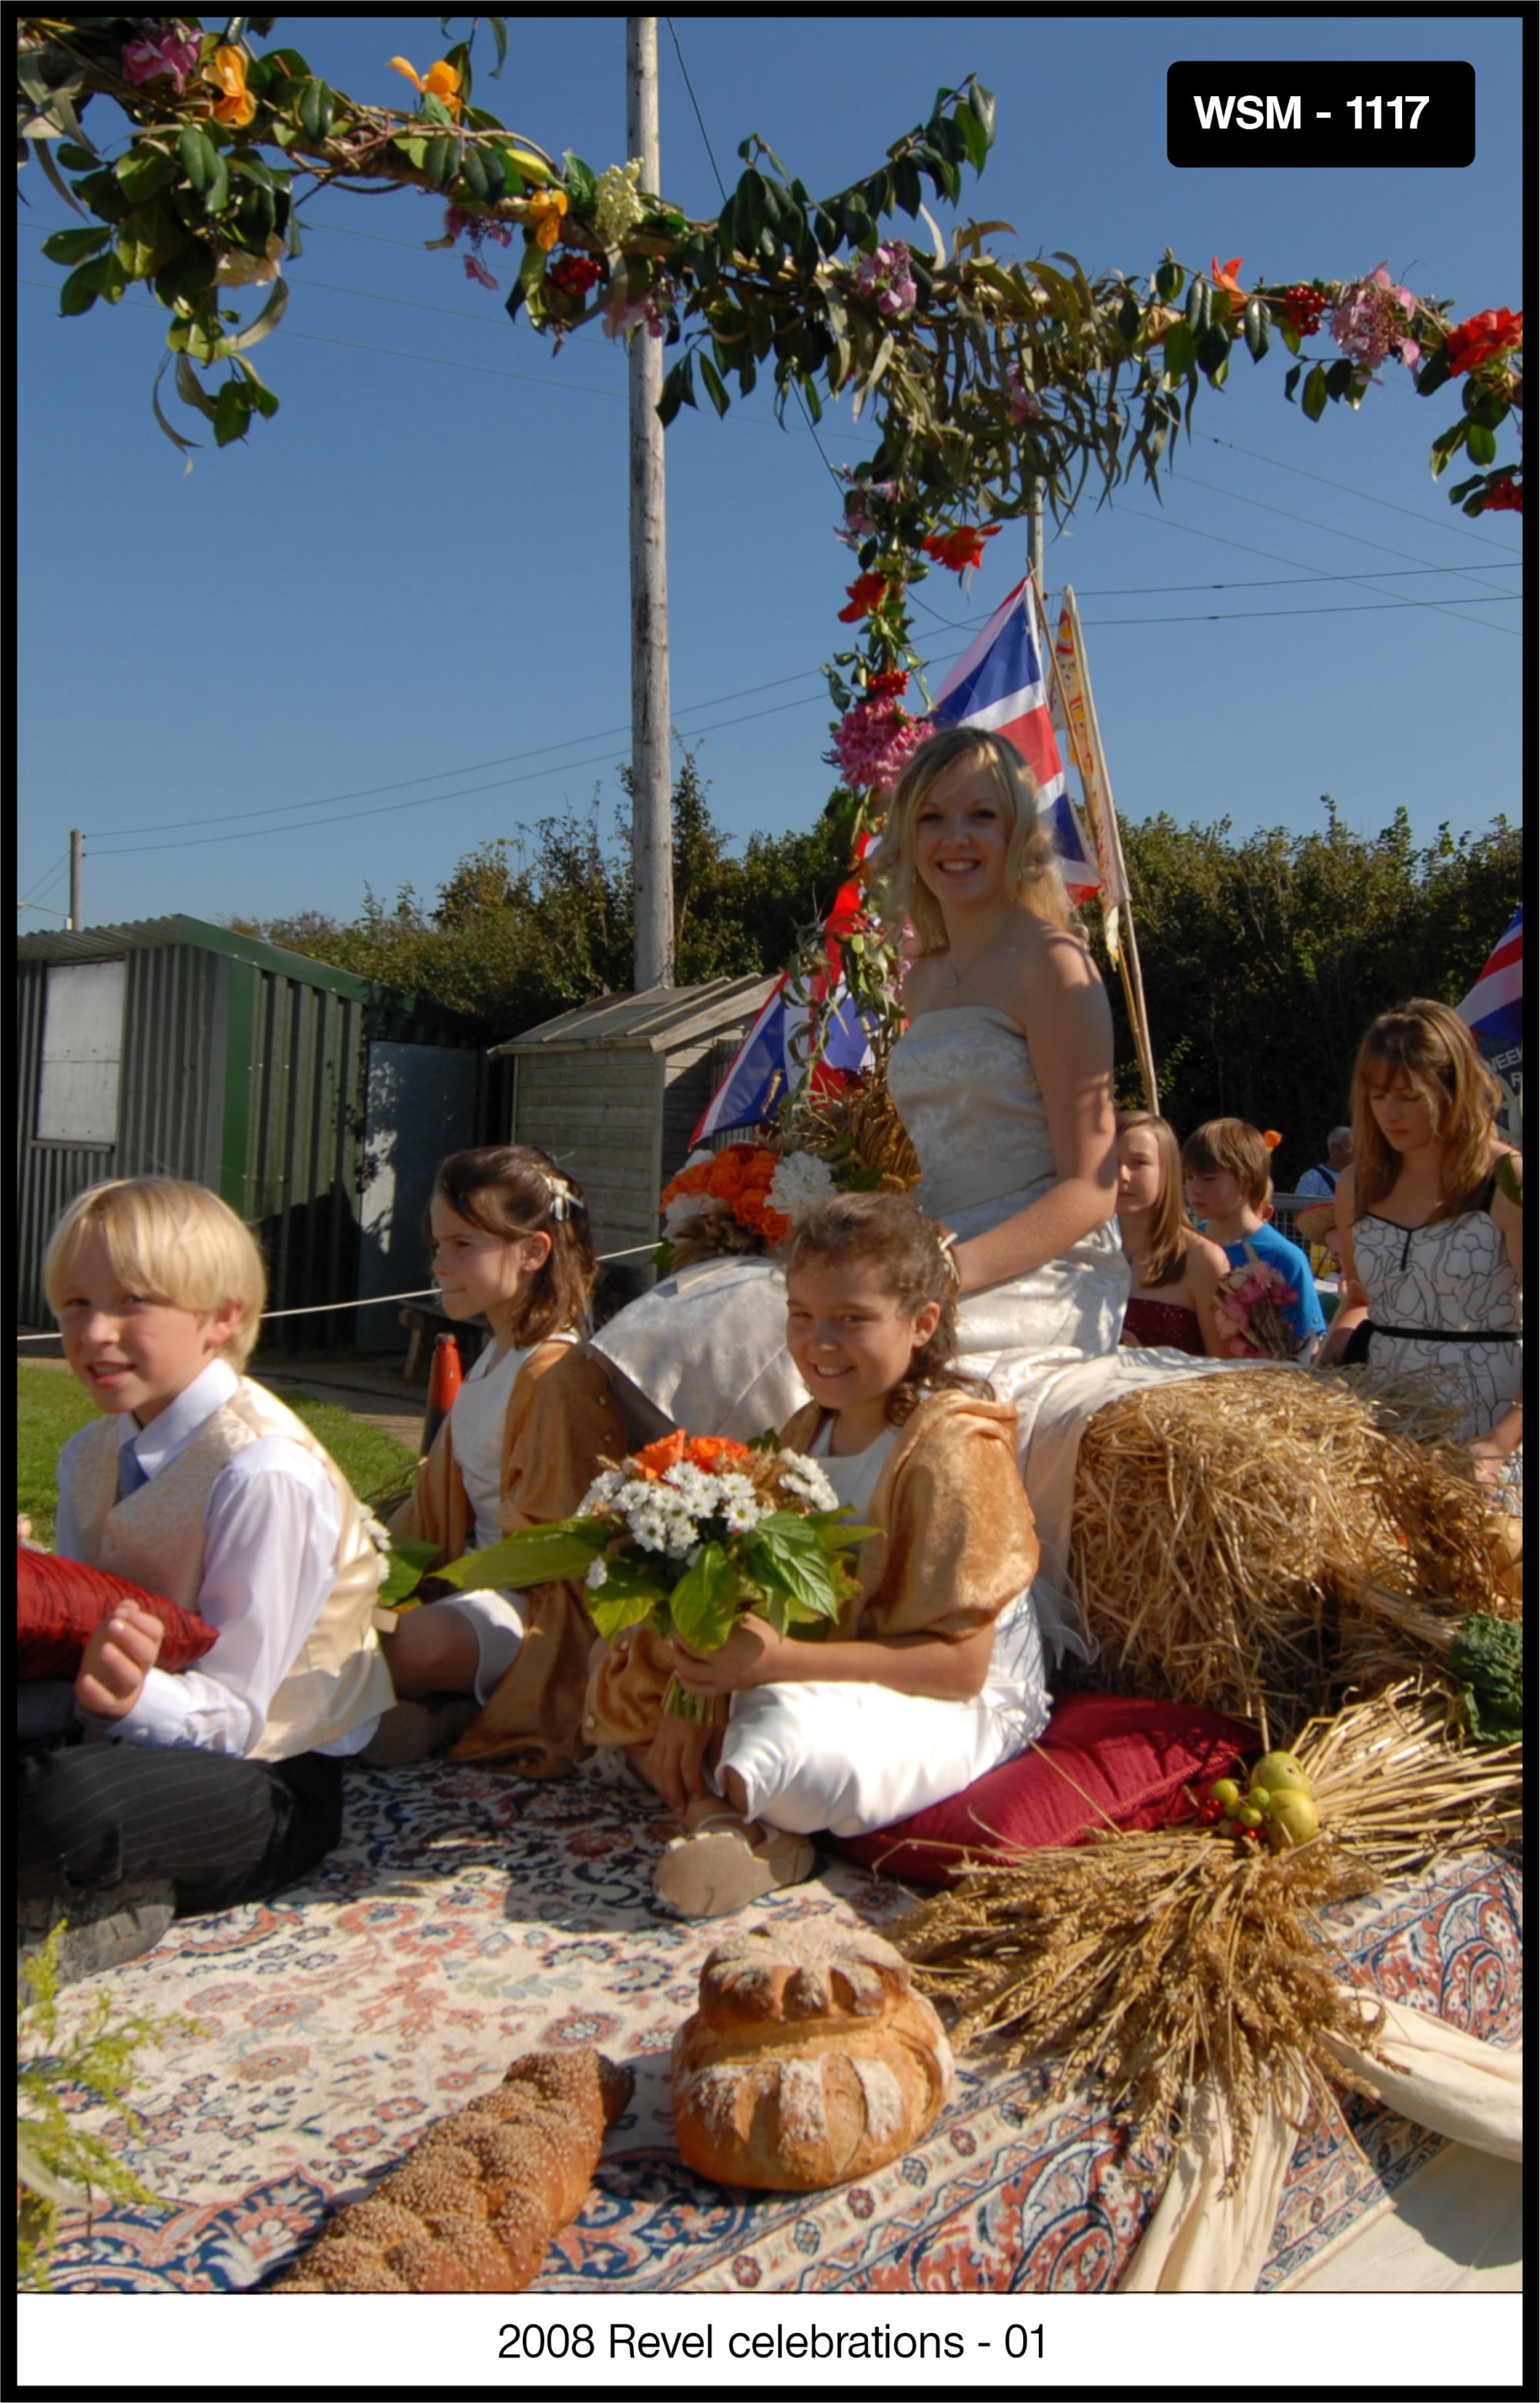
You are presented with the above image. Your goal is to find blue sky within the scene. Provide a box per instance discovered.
[16,12,1524,940]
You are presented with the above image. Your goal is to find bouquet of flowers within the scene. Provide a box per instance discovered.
[1214,1258,1304,1360]
[431,1430,872,1723]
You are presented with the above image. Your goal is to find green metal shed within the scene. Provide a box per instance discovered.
[16,915,499,1348]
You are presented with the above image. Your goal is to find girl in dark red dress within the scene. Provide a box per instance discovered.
[1115,1111,1229,1356]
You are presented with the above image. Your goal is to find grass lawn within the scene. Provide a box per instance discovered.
[15,1366,417,1547]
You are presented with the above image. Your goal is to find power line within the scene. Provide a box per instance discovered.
[1166,464,1518,601]
[1200,434,1522,561]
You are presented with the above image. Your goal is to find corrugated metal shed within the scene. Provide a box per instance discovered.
[492,977,778,1298]
[17,916,498,1346]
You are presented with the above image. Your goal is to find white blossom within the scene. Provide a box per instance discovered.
[776,1453,840,1513]
[768,1150,838,1225]
[594,158,647,249]
[584,1554,610,1590]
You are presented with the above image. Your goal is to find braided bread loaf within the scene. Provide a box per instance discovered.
[277,2049,633,2293]
[671,1922,952,2191]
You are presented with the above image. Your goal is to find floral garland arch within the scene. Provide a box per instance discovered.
[18,15,1523,1087]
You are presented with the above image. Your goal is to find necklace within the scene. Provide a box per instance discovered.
[946,914,1011,989]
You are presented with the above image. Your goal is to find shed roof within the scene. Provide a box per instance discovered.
[490,974,778,1057]
[15,912,480,1027]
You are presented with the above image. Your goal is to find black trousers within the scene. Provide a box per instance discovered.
[16,1729,345,1917]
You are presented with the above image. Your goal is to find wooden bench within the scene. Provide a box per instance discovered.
[398,1303,486,1384]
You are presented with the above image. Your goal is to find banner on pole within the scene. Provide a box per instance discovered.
[1053,588,1133,957]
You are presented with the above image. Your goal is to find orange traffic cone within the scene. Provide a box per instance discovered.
[420,1332,463,1458]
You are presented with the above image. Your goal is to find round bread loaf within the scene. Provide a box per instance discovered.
[671,1921,953,2191]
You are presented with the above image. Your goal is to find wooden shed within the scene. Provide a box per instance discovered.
[490,976,778,1299]
[16,915,500,1349]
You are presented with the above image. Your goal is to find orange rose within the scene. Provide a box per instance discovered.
[633,1432,688,1480]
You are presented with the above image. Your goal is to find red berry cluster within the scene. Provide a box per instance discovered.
[547,254,602,298]
[1279,284,1326,337]
[865,669,909,699]
[1484,474,1523,514]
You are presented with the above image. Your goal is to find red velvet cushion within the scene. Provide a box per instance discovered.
[16,1547,219,1678]
[835,1691,1256,1885]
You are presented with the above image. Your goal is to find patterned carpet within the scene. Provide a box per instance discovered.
[32,1758,1522,2294]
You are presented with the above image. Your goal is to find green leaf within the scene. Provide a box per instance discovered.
[1243,297,1270,361]
[1465,421,1498,466]
[419,90,457,131]
[1430,417,1469,477]
[458,144,505,206]
[742,1516,842,1620]
[894,157,922,218]
[57,260,102,316]
[179,127,216,194]
[296,78,333,142]
[1154,259,1183,304]
[658,354,698,424]
[1161,320,1197,380]
[154,244,219,306]
[424,135,458,191]
[1301,362,1329,421]
[1184,275,1210,333]
[434,1518,607,1591]
[1197,321,1230,375]
[42,226,110,266]
[668,1542,741,1654]
[562,152,597,213]
[1448,1614,1522,1748]
[698,354,731,417]
[1284,361,1303,403]
[213,377,254,447]
[116,146,179,206]
[587,1552,670,1639]
[56,141,99,171]
[955,101,989,175]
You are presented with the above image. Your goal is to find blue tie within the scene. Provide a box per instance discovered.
[116,1441,149,1503]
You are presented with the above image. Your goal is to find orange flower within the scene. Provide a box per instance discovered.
[208,44,256,128]
[634,1431,688,1480]
[1263,1129,1282,1151]
[527,189,569,252]
[838,572,889,624]
[389,55,464,118]
[684,1436,752,1471]
[1210,256,1246,296]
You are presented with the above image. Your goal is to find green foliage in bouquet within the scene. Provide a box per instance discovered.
[430,1431,874,1719]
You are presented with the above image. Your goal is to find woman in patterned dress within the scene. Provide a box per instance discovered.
[1317,1000,1522,1487]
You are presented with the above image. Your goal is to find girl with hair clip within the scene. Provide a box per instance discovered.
[1115,1111,1230,1356]
[1316,1000,1522,1488]
[380,1147,626,1773]
[584,1194,1049,1919]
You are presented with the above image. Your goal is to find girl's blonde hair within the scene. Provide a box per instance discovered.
[1180,1117,1273,1212]
[782,1191,989,1426]
[430,1146,597,1344]
[871,727,1076,951]
[1350,999,1505,1222]
[1116,1110,1192,1289]
[44,1178,266,1367]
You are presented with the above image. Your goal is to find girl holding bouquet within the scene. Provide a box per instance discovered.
[584,1194,1049,1918]
[380,1147,625,1772]
[1316,1001,1522,1484]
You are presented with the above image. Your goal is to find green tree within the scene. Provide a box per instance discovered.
[1093,799,1522,1182]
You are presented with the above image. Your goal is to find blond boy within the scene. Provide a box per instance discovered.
[18,1180,394,1977]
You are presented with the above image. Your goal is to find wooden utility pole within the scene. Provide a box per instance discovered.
[627,17,674,990]
[1028,479,1045,598]
[68,828,82,930]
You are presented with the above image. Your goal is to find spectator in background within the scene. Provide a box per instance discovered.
[1182,1118,1327,1362]
[1297,1127,1354,1201]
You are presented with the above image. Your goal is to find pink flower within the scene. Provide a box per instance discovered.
[602,278,673,342]
[1331,263,1421,379]
[121,18,203,92]
[1007,363,1043,422]
[852,241,918,320]
[832,698,931,794]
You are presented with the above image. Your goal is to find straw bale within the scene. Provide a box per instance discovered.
[1067,1365,1510,1738]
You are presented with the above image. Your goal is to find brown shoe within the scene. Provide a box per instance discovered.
[654,1812,815,1919]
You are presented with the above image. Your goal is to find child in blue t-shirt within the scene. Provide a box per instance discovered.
[1180,1119,1327,1361]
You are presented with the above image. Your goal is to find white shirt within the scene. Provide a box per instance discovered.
[1295,1165,1340,1200]
[55,1359,367,1758]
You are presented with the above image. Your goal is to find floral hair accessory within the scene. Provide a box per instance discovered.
[1263,1129,1282,1151]
[542,1171,574,1222]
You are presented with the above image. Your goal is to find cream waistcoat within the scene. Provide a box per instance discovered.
[68,1379,396,1761]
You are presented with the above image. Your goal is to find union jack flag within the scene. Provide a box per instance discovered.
[929,578,1101,903]
[691,852,874,1141]
[1456,904,1523,1058]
